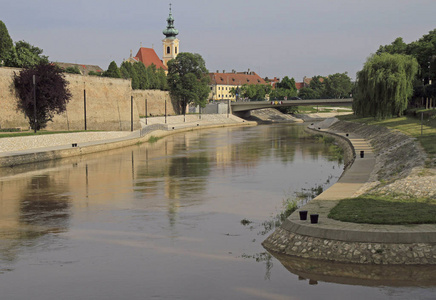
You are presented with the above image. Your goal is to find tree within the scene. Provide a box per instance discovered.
[120,61,139,88]
[270,76,297,99]
[13,41,48,68]
[376,37,408,56]
[0,20,14,66]
[167,52,210,114]
[298,87,318,99]
[324,72,353,99]
[64,66,81,74]
[13,62,72,130]
[240,84,271,100]
[353,53,418,119]
[103,61,121,78]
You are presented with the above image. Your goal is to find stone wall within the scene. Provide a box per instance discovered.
[0,67,142,131]
[0,67,28,129]
[132,90,178,117]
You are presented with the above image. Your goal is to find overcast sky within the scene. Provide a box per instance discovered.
[2,0,435,81]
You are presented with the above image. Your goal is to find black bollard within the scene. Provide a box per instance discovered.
[310,214,319,224]
[360,150,364,158]
[299,210,308,220]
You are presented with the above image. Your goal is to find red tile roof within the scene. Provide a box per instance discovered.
[134,47,167,70]
[209,72,266,86]
[295,82,304,90]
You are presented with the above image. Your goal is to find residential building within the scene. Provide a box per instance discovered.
[208,70,267,101]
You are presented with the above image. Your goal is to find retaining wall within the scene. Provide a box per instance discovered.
[263,121,436,265]
[132,89,178,117]
[0,67,182,131]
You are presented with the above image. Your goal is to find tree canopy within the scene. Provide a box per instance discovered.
[353,53,418,119]
[377,29,436,85]
[270,76,297,100]
[103,61,121,78]
[0,20,14,66]
[240,83,271,100]
[14,62,72,130]
[324,72,353,99]
[120,61,168,91]
[167,52,210,114]
[297,73,352,99]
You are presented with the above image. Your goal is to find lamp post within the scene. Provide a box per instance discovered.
[33,75,36,133]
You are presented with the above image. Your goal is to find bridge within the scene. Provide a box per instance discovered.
[230,98,353,118]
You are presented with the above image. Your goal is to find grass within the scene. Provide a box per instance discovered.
[0,130,95,138]
[331,111,436,225]
[147,135,161,143]
[338,113,436,155]
[328,195,436,225]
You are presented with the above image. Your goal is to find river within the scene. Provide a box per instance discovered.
[0,124,434,299]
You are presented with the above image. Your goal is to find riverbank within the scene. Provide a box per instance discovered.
[263,118,436,265]
[0,114,256,167]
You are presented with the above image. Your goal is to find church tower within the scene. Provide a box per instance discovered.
[162,4,179,68]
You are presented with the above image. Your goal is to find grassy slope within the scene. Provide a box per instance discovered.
[329,112,436,225]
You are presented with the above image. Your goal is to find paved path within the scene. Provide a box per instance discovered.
[0,114,250,160]
[281,121,436,244]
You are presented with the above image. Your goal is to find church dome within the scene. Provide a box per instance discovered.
[163,8,179,38]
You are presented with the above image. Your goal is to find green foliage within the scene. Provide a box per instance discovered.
[14,41,48,68]
[0,21,48,68]
[240,83,271,100]
[88,70,102,76]
[103,61,121,78]
[120,61,168,91]
[13,62,72,130]
[0,20,14,66]
[64,66,81,74]
[324,72,353,98]
[376,29,436,95]
[270,76,298,100]
[354,53,419,119]
[120,61,139,88]
[167,52,210,114]
[298,87,318,99]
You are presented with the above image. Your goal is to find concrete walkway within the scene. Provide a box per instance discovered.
[0,114,254,167]
[281,121,436,244]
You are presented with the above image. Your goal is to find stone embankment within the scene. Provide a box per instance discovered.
[263,118,436,265]
[0,114,256,167]
[248,108,303,123]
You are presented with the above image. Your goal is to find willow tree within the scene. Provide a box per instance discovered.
[353,53,418,119]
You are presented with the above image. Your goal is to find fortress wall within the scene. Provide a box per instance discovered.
[132,90,178,117]
[0,67,28,129]
[48,74,140,131]
[0,67,142,131]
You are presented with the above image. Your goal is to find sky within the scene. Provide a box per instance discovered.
[2,0,435,81]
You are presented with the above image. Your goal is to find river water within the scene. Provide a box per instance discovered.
[0,124,434,300]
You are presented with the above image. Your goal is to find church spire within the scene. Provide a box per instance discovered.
[163,3,179,39]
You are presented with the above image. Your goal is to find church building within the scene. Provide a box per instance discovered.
[126,5,179,71]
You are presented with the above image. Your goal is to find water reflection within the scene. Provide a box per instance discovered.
[1,124,430,299]
[0,173,71,268]
[270,251,436,287]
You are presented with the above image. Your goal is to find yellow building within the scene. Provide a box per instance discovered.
[208,70,267,101]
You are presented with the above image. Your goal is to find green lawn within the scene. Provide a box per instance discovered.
[338,113,436,155]
[328,196,436,225]
[0,130,97,138]
[331,111,436,225]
